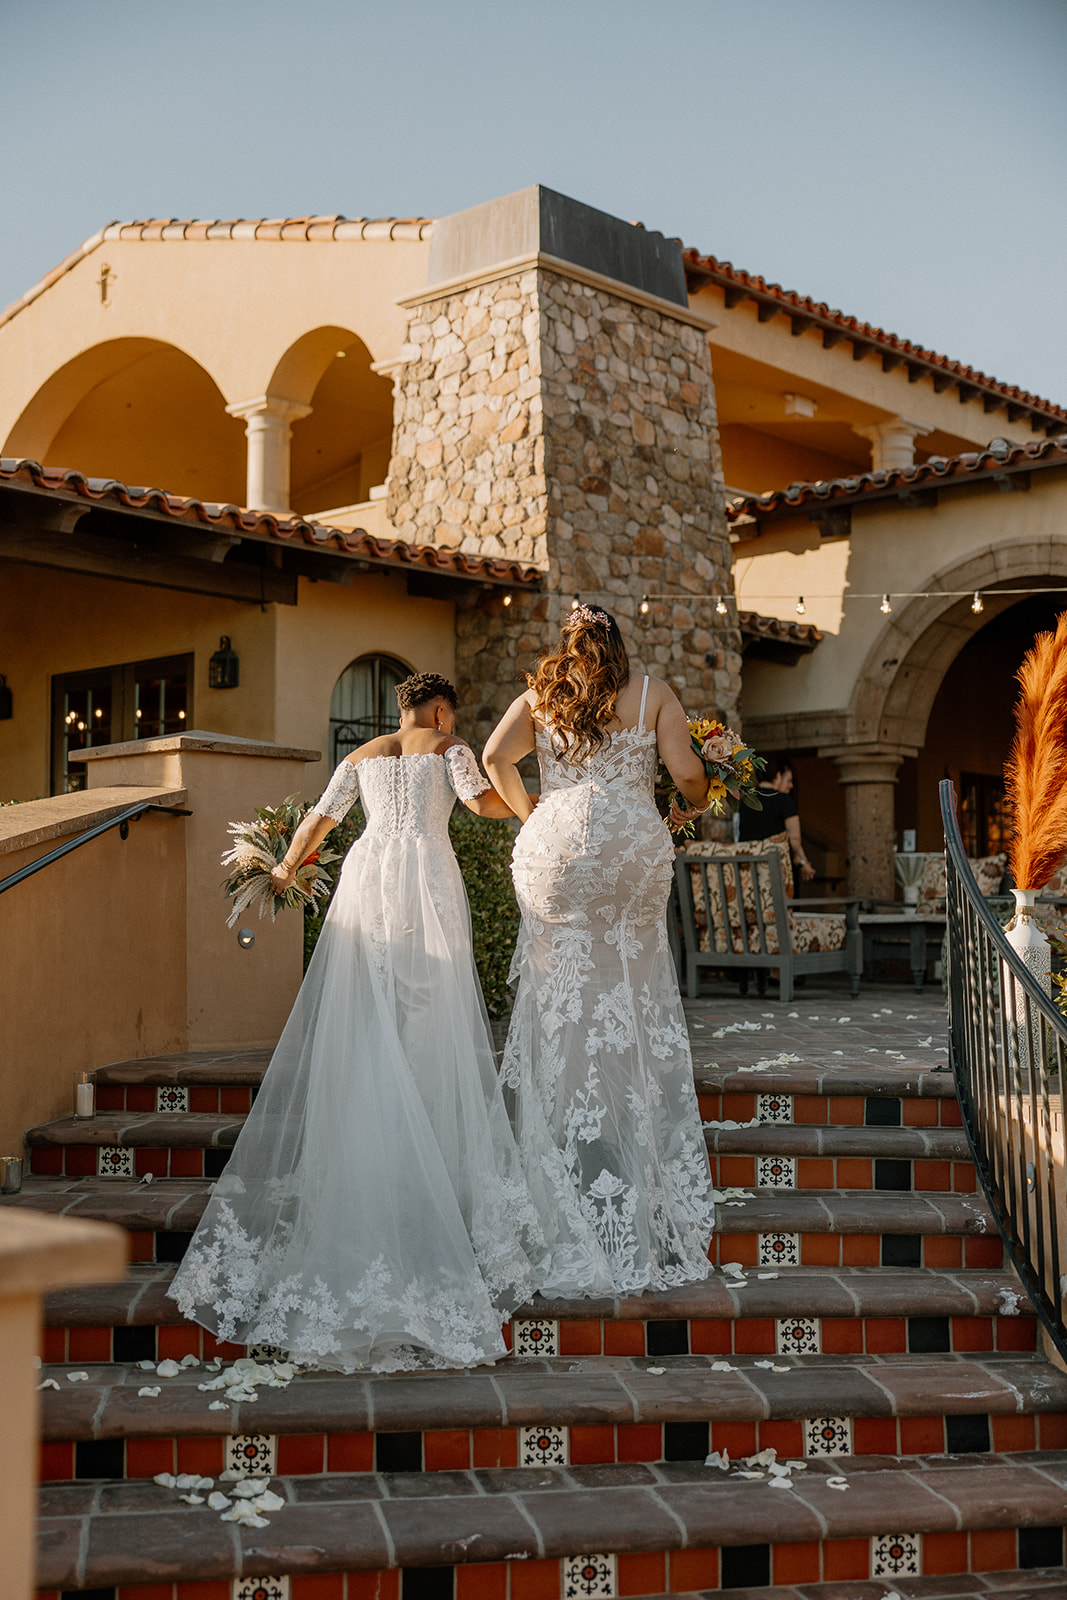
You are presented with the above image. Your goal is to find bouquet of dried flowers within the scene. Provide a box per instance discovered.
[668,717,764,836]
[221,795,342,928]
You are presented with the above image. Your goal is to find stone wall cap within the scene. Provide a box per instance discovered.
[70,730,321,763]
[0,786,187,858]
[400,250,718,333]
[0,1209,127,1298]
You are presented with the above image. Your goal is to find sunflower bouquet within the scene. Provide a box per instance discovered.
[221,794,342,928]
[668,717,764,836]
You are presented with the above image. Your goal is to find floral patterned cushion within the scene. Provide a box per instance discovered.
[916,852,1006,915]
[682,839,848,956]
[787,911,848,954]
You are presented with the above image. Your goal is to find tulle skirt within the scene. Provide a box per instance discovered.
[169,828,543,1372]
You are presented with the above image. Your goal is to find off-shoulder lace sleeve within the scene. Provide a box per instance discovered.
[444,743,491,803]
[310,760,361,823]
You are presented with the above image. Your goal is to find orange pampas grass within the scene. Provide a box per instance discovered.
[1005,613,1067,890]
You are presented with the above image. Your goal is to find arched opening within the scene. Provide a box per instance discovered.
[329,653,410,765]
[269,329,394,518]
[4,339,246,503]
[900,590,1067,851]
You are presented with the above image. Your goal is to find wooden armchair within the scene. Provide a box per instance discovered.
[673,840,863,1003]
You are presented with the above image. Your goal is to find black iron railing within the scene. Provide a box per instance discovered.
[941,776,1067,1360]
[0,800,189,895]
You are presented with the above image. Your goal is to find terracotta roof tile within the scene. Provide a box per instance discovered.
[738,609,823,649]
[728,434,1067,524]
[0,216,435,330]
[0,459,540,589]
[682,248,1067,427]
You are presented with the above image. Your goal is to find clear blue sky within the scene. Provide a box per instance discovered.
[2,0,1065,404]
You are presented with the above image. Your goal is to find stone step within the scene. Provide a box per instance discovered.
[3,1178,1005,1270]
[41,1264,1039,1366]
[705,1123,975,1193]
[694,1062,959,1117]
[36,1352,1067,1488]
[92,1048,272,1084]
[33,1450,1067,1594]
[25,1112,242,1177]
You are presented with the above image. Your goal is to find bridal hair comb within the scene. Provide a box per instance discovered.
[569,604,610,627]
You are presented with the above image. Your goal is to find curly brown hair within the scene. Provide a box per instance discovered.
[527,608,630,763]
[395,672,458,712]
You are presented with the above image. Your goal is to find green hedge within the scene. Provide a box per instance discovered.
[303,805,521,1015]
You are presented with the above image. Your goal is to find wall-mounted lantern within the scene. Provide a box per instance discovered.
[0,675,11,719]
[208,637,240,689]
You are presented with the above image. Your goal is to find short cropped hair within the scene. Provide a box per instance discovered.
[395,672,458,712]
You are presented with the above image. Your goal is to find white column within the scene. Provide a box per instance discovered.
[854,416,933,472]
[225,395,312,513]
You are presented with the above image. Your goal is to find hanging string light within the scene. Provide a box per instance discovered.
[715,596,728,615]
[971,591,984,613]
[639,595,650,615]
[795,597,806,616]
[571,594,580,610]
[880,594,893,614]
[502,592,513,607]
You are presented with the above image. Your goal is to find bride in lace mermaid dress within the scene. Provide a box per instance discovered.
[484,608,717,1296]
[170,674,543,1371]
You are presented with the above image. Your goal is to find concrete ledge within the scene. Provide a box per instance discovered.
[0,786,187,859]
[0,1208,126,1300]
[71,729,320,764]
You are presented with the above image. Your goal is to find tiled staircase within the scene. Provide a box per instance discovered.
[9,995,1067,1600]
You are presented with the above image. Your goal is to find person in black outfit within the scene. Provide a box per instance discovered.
[739,753,815,884]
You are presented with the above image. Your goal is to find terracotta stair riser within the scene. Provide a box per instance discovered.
[96,1084,256,1114]
[30,1530,1067,1599]
[30,1146,232,1179]
[697,1091,964,1129]
[709,1155,978,1193]
[717,1233,1004,1271]
[40,1403,1067,1488]
[41,1311,1039,1368]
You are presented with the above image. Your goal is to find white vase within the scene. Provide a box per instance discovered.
[1004,888,1052,1083]
[1005,889,1052,990]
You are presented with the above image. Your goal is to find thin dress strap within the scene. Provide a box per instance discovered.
[637,675,650,732]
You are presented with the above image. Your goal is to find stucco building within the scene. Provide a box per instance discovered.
[2,183,1064,896]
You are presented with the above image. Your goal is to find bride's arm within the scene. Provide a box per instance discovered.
[269,812,336,892]
[655,686,713,813]
[483,694,538,823]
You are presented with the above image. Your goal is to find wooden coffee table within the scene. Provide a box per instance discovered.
[858,911,946,992]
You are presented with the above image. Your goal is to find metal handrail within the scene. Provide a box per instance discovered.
[0,800,190,895]
[940,776,1067,1360]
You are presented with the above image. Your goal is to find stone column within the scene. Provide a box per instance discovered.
[823,745,910,900]
[385,185,741,750]
[854,416,932,472]
[225,395,312,513]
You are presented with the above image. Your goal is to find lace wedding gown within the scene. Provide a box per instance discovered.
[501,677,715,1296]
[170,746,543,1372]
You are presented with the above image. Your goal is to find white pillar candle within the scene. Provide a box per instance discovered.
[75,1077,95,1119]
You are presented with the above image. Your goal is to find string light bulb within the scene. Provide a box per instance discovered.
[571,594,580,610]
[971,590,984,613]
[880,594,892,615]
[715,596,728,615]
[795,597,806,616]
[502,592,513,607]
[639,595,650,615]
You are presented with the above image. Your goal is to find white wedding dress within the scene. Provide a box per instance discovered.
[501,677,715,1296]
[170,746,543,1372]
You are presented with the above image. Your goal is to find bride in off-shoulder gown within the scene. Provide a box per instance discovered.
[171,684,544,1373]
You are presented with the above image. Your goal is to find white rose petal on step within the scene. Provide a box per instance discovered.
[179,1493,205,1505]
[37,1378,61,1391]
[705,1449,730,1471]
[207,1491,231,1509]
[137,1386,162,1397]
[710,1362,736,1372]
[174,1474,202,1489]
[757,1272,779,1280]
[737,1469,765,1479]
[208,1400,229,1411]
[137,1359,157,1370]
[153,1473,177,1488]
[772,1365,791,1373]
[826,1476,850,1490]
[198,1378,227,1391]
[253,1490,286,1512]
[66,1371,90,1382]
[156,1359,181,1378]
[753,1360,775,1369]
[180,1355,201,1368]
[646,1366,666,1375]
[769,1476,794,1489]
[744,1448,777,1467]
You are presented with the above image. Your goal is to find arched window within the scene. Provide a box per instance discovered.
[329,654,409,764]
